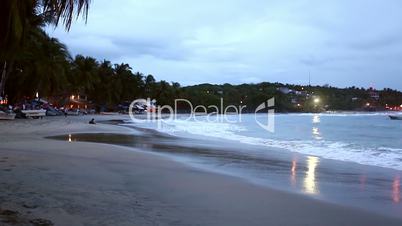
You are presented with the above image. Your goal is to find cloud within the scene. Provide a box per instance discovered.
[47,0,402,90]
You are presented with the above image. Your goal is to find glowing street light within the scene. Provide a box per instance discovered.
[313,98,320,104]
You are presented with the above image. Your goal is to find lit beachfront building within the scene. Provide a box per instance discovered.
[65,94,92,111]
[368,88,380,101]
[364,88,381,110]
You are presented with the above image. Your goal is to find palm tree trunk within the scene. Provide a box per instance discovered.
[0,61,6,97]
[0,60,14,98]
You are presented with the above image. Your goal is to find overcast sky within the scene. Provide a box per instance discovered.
[47,0,402,90]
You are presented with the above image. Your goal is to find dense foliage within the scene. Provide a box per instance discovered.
[0,0,91,97]
[3,27,402,112]
[1,1,402,112]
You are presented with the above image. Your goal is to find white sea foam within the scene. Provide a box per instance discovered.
[155,118,402,171]
[279,112,397,117]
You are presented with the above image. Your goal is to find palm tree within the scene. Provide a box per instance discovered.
[116,64,146,101]
[144,74,156,98]
[90,60,114,105]
[0,0,90,54]
[5,28,71,101]
[0,0,91,97]
[70,55,99,94]
[31,31,71,96]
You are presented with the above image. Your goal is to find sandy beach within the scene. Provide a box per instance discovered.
[1,116,402,226]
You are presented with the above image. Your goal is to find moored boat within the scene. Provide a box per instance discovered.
[21,109,47,118]
[0,111,16,120]
[100,112,120,115]
[389,115,402,120]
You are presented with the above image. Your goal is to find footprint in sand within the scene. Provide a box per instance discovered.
[0,209,19,224]
[23,202,38,209]
[0,209,18,216]
[0,209,54,226]
[30,218,54,226]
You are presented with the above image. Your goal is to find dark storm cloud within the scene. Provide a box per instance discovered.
[47,0,402,90]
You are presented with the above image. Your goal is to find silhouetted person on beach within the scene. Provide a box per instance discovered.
[89,118,96,124]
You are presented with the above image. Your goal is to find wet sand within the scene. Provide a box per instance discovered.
[1,116,402,226]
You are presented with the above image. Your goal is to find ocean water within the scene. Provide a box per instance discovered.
[52,112,402,218]
[147,112,402,171]
[125,112,402,217]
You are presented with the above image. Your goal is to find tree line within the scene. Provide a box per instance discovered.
[3,25,402,112]
[2,1,402,113]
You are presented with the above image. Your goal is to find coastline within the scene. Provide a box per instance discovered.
[1,116,402,226]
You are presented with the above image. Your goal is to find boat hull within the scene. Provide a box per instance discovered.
[21,110,47,118]
[0,112,16,120]
[389,115,402,120]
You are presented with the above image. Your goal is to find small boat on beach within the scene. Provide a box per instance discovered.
[0,111,16,120]
[389,115,402,120]
[100,112,120,115]
[21,109,47,118]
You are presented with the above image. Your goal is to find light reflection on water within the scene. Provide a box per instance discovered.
[393,176,400,203]
[290,160,297,187]
[360,175,367,191]
[312,114,322,140]
[304,156,320,194]
[312,127,322,140]
[53,132,402,218]
[312,115,321,124]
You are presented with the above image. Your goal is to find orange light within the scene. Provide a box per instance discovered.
[393,176,400,203]
[360,175,366,191]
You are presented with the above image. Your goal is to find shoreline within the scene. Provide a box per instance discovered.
[1,116,402,225]
[49,118,402,219]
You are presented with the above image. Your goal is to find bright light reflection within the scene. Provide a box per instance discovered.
[312,115,320,124]
[291,160,297,186]
[393,176,400,203]
[304,156,319,194]
[68,134,72,142]
[312,127,322,140]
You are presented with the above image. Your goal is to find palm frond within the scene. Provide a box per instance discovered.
[41,0,90,30]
